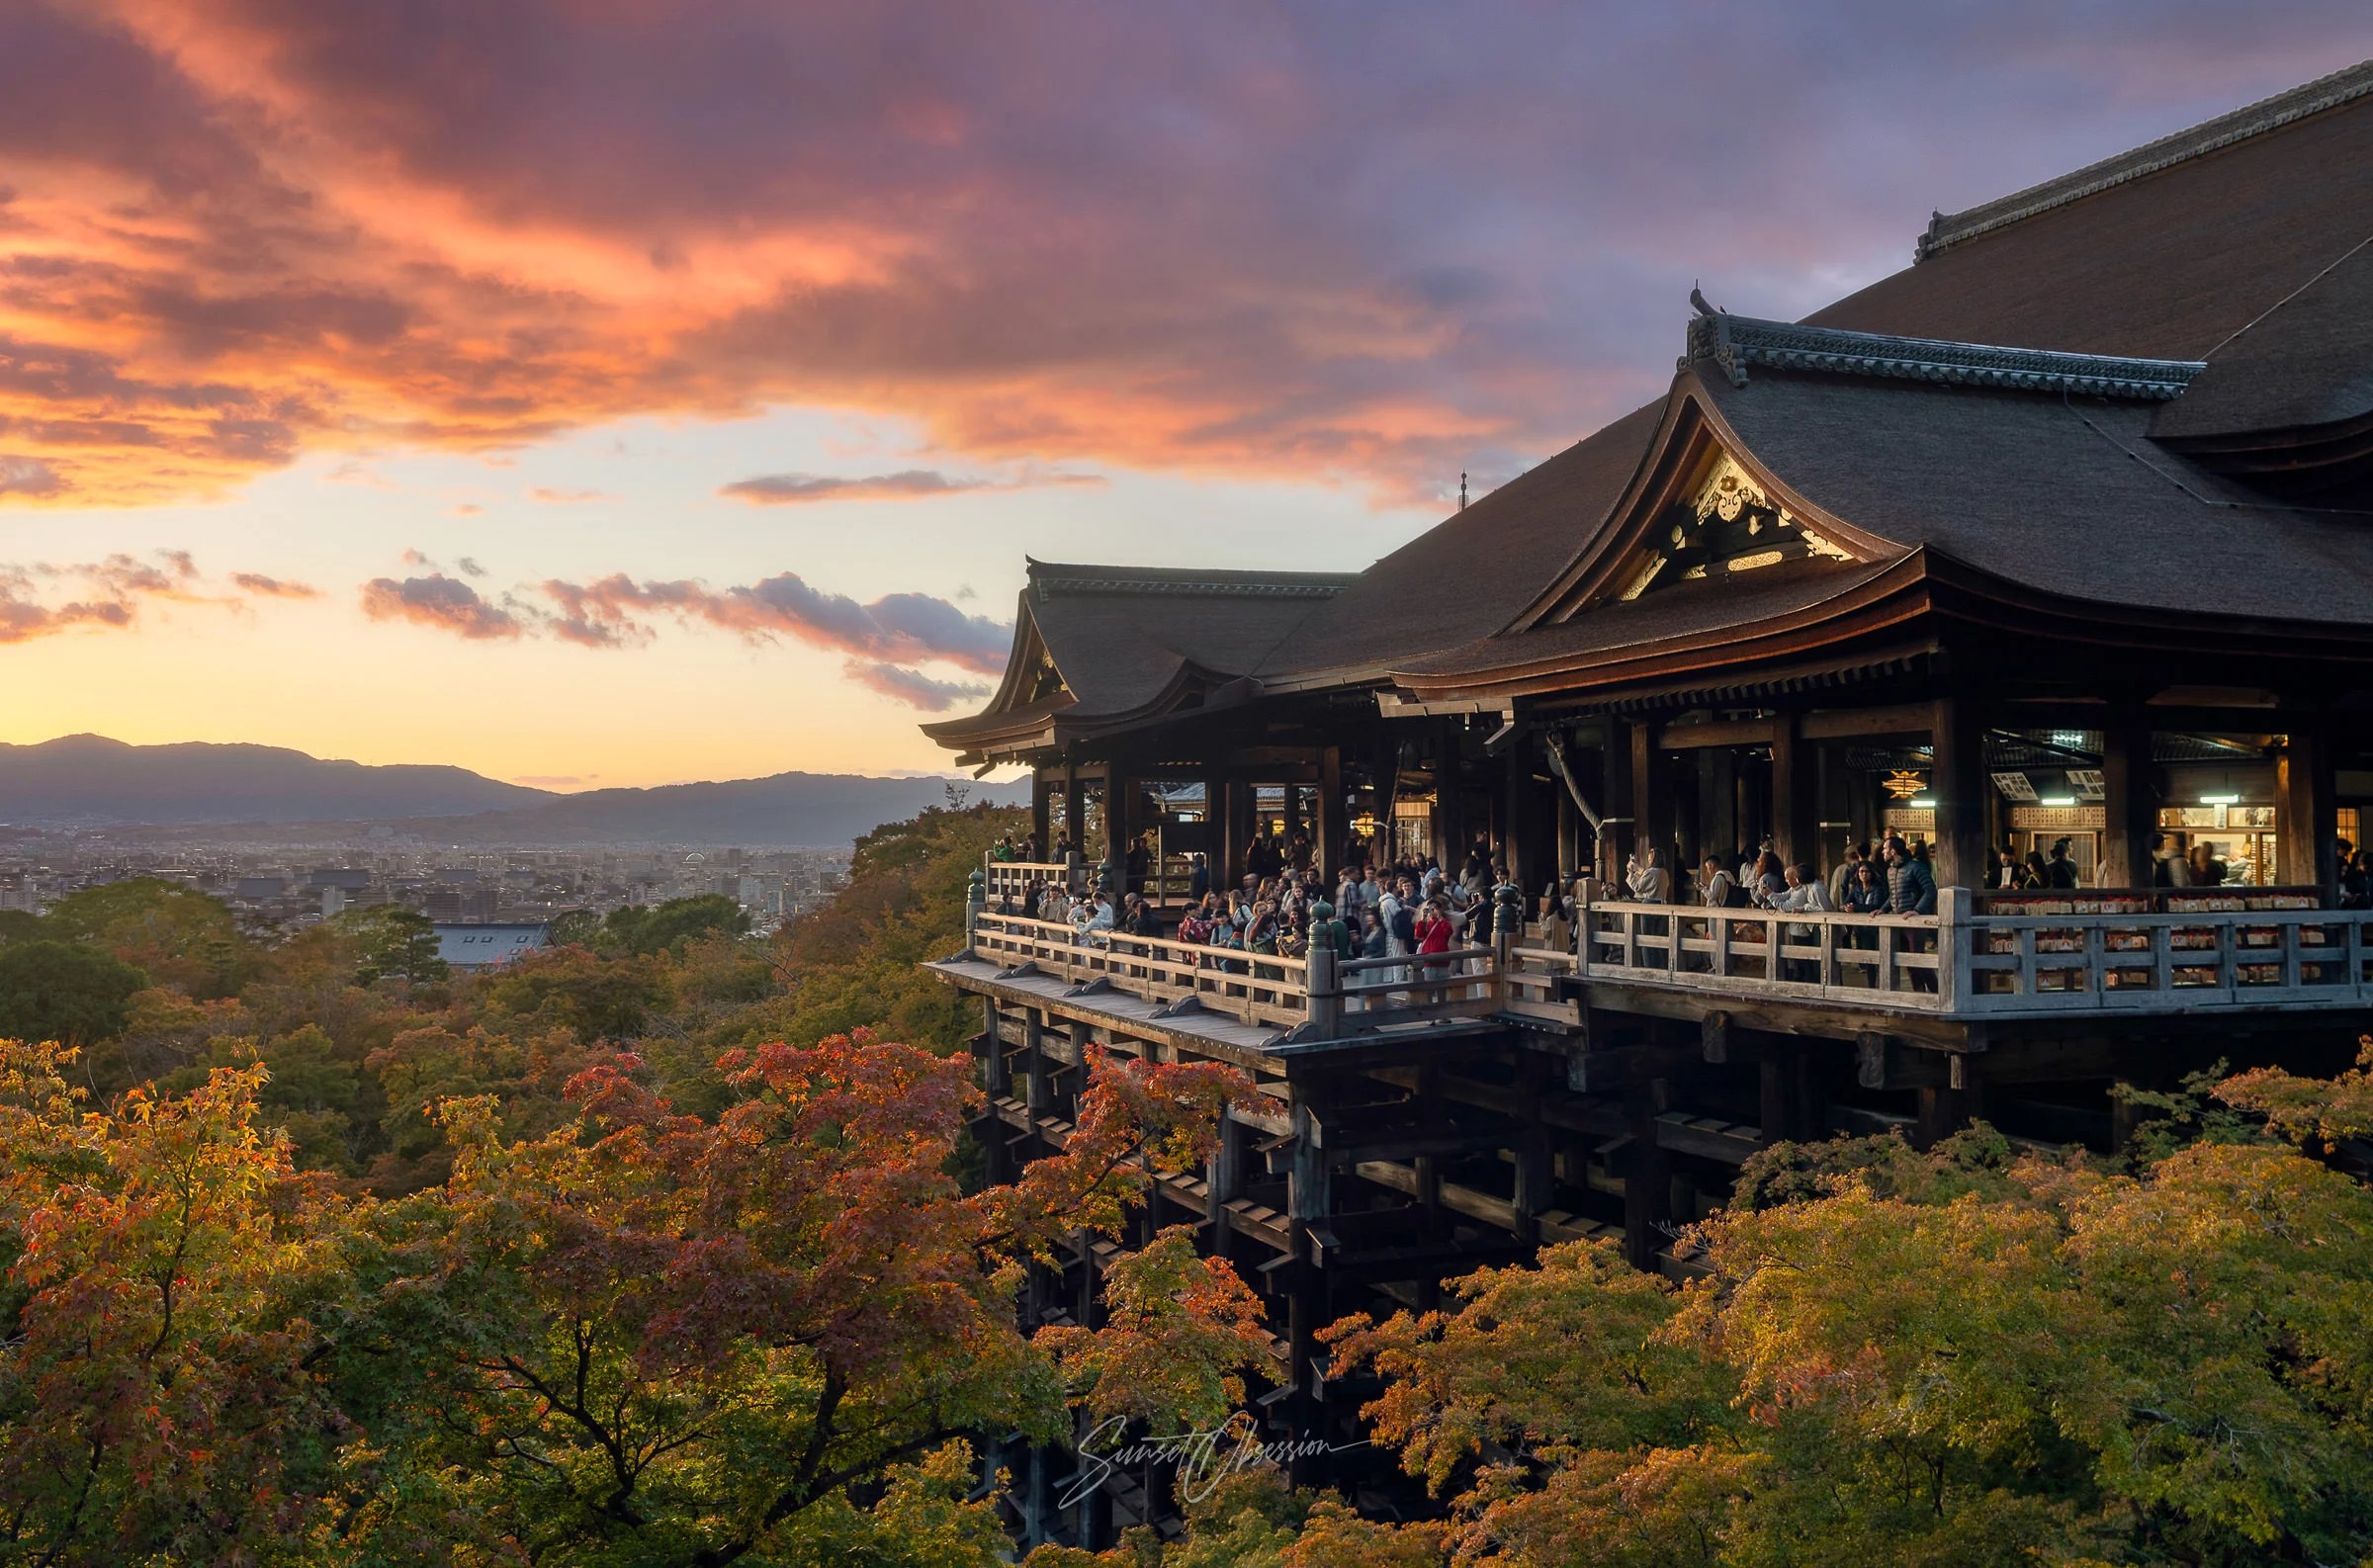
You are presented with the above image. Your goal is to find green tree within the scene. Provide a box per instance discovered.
[0,940,149,1047]
[42,877,257,998]
[600,893,750,956]
[342,905,450,986]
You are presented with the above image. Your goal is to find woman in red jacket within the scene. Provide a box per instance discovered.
[1413,896,1454,980]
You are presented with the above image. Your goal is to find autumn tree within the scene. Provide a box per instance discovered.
[0,1042,355,1566]
[332,1031,1256,1564]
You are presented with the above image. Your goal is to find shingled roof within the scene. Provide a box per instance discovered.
[925,58,2373,753]
[921,560,1355,753]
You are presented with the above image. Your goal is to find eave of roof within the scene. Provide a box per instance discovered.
[1916,57,2373,259]
[1688,311,2203,399]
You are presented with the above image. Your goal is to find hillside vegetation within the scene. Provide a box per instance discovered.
[4,799,2373,1565]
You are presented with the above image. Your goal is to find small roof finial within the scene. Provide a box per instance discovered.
[1690,282,1722,317]
[1458,472,1468,511]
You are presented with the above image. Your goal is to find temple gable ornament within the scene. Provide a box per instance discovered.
[1615,449,1852,602]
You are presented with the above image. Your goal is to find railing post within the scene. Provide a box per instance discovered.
[1936,886,1966,1012]
[965,867,986,955]
[1492,878,1521,1006]
[1306,940,1341,1038]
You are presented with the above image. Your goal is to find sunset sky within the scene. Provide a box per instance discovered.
[5,2,2371,789]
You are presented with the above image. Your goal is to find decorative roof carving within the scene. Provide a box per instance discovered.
[1615,447,1857,604]
[1685,311,2205,400]
[1916,57,2373,260]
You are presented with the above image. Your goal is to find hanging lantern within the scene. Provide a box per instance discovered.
[1882,769,1927,801]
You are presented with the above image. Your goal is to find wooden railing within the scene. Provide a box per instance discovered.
[969,912,1310,1030]
[984,859,1080,906]
[1955,902,2373,1014]
[1582,891,2373,1016]
[1326,947,1502,1031]
[1583,900,1947,1007]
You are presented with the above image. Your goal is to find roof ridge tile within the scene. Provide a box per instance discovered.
[1688,311,2204,400]
[1917,57,2373,260]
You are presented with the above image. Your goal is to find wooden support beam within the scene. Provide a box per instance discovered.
[1623,1080,1673,1271]
[1771,714,1818,872]
[1915,1078,1981,1150]
[1318,743,1344,875]
[2098,709,2154,889]
[2277,718,2338,889]
[1632,722,1677,884]
[1928,695,1988,890]
[1023,1008,1051,1119]
[1800,702,1935,740]
[1600,721,1637,884]
[1654,717,1777,749]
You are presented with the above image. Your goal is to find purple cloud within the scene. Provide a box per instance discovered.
[359,572,525,639]
[841,658,992,711]
[719,468,1103,504]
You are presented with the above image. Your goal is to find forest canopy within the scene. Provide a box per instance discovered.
[4,803,2373,1565]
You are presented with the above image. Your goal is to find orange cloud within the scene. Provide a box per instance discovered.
[8,2,2363,517]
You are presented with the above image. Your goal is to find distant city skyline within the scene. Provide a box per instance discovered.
[4,3,2370,787]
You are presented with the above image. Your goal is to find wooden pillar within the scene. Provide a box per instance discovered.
[1062,764,1086,855]
[2278,719,2338,890]
[1501,739,1529,887]
[1318,744,1343,877]
[1631,722,1677,886]
[1023,1008,1051,1120]
[1771,716,1818,871]
[1915,1073,1982,1150]
[1285,1096,1331,1471]
[1030,769,1051,854]
[1207,1110,1246,1259]
[2099,710,2154,889]
[1928,695,1987,890]
[1437,721,1467,869]
[1104,764,1134,896]
[1702,748,1736,869]
[1224,779,1252,888]
[1601,723,1636,884]
[1622,1079,1672,1271]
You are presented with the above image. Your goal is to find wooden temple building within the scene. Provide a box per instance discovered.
[922,61,2373,1544]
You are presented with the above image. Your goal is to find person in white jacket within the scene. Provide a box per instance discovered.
[1625,845,1669,904]
[1773,863,1834,980]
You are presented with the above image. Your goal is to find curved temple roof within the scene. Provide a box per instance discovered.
[928,59,2373,756]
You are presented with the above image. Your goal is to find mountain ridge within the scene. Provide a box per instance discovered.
[0,735,1022,844]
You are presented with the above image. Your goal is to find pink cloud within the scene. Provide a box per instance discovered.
[841,658,990,711]
[231,571,321,598]
[0,2,2365,512]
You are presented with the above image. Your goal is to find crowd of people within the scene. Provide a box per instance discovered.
[987,828,1526,979]
[1618,834,1940,920]
[987,817,2373,978]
